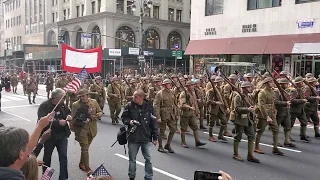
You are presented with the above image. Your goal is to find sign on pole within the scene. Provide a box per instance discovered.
[174,44,180,51]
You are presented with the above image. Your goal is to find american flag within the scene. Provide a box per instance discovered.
[87,164,113,180]
[41,167,55,180]
[63,67,89,93]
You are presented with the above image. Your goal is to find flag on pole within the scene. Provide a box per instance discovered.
[87,164,113,180]
[41,167,55,180]
[63,67,89,93]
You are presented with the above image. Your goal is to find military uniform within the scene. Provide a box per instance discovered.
[71,89,102,175]
[10,74,18,94]
[45,74,54,99]
[56,74,69,106]
[206,76,229,142]
[195,79,206,129]
[106,77,122,124]
[89,76,106,112]
[255,77,283,155]
[233,81,259,163]
[179,80,206,148]
[26,74,37,104]
[147,77,162,102]
[124,79,138,102]
[153,79,177,153]
[303,77,320,138]
[22,75,28,95]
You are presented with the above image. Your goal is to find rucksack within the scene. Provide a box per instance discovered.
[111,126,128,155]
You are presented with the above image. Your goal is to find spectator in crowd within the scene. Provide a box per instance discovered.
[20,155,38,180]
[0,113,52,180]
[121,90,159,180]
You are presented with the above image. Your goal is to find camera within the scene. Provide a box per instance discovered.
[132,120,140,125]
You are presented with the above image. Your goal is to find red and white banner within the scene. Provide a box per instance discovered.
[61,43,102,73]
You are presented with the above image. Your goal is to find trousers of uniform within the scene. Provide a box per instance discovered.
[180,115,200,144]
[255,118,279,149]
[98,100,105,111]
[277,112,292,143]
[158,116,176,148]
[108,101,121,121]
[199,105,205,126]
[128,142,153,180]
[305,110,320,135]
[208,109,228,137]
[234,123,255,142]
[76,129,94,170]
[290,112,308,137]
[27,89,36,103]
[43,137,68,180]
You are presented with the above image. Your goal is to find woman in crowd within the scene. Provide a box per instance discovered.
[20,155,39,180]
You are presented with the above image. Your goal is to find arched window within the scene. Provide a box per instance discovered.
[145,29,160,49]
[47,31,56,45]
[76,28,83,49]
[115,26,135,48]
[167,31,182,49]
[92,26,101,48]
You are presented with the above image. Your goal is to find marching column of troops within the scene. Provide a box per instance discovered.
[40,70,319,167]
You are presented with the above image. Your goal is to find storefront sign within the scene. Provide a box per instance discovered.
[129,47,139,55]
[143,51,154,56]
[204,28,216,36]
[297,19,314,28]
[242,24,257,33]
[172,51,183,59]
[109,49,121,56]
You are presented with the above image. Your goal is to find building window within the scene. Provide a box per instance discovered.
[17,36,20,45]
[117,0,124,13]
[143,4,151,17]
[76,28,84,49]
[98,0,101,12]
[39,0,42,12]
[14,37,16,45]
[92,26,101,48]
[115,26,135,48]
[67,8,70,18]
[176,10,182,22]
[63,9,66,20]
[167,31,182,49]
[205,0,224,16]
[91,1,96,14]
[81,4,84,16]
[168,8,174,20]
[145,29,160,49]
[248,0,281,10]
[296,0,320,4]
[19,36,22,44]
[153,6,159,19]
[52,13,55,22]
[76,6,80,17]
[52,0,55,6]
[127,1,134,15]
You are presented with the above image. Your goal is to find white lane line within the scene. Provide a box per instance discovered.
[1,95,24,101]
[1,98,10,102]
[114,153,186,180]
[10,94,28,99]
[2,104,39,109]
[203,132,301,153]
[293,124,317,129]
[1,110,32,122]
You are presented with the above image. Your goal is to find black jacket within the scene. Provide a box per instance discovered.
[0,167,25,180]
[122,100,158,143]
[37,99,71,140]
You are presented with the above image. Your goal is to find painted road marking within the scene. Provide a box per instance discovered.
[114,153,186,180]
[203,132,301,153]
[1,110,32,122]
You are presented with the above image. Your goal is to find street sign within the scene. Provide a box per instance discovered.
[172,51,183,59]
[174,44,180,51]
[138,55,145,62]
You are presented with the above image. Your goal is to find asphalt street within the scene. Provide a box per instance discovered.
[1,84,320,180]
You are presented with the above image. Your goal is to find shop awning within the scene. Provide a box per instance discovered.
[223,36,269,54]
[185,39,229,55]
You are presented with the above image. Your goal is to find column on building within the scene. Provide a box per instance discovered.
[105,18,115,48]
[100,18,107,48]
[106,0,116,13]
[84,0,91,16]
[124,0,128,14]
[182,0,190,23]
[95,0,99,13]
[149,5,153,18]
[161,0,169,20]
[57,0,63,21]
[100,0,107,12]
[69,0,75,19]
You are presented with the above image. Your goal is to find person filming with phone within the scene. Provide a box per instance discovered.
[121,89,159,180]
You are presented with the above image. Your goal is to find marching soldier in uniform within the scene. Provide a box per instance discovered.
[255,77,284,155]
[233,81,260,163]
[70,89,102,176]
[206,76,229,142]
[244,73,254,83]
[89,76,106,115]
[125,78,138,102]
[45,73,55,99]
[22,73,28,95]
[290,77,310,142]
[303,77,320,138]
[195,79,206,129]
[10,73,18,94]
[56,73,69,105]
[274,78,296,147]
[106,77,122,125]
[26,73,37,104]
[139,77,150,96]
[154,79,177,153]
[147,77,162,102]
[179,80,206,148]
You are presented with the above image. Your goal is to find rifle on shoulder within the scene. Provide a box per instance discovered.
[266,70,290,101]
[275,70,306,99]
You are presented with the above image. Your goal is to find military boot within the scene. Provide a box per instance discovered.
[158,135,167,153]
[194,130,206,147]
[32,96,36,104]
[181,132,188,148]
[272,148,284,156]
[223,126,232,137]
[284,131,296,147]
[314,126,320,139]
[208,127,216,142]
[28,96,32,104]
[82,151,92,176]
[164,144,174,153]
[300,126,311,142]
[247,140,260,163]
[233,142,244,162]
[254,136,264,154]
[218,127,228,143]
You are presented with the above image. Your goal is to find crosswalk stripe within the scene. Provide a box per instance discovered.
[1,95,24,101]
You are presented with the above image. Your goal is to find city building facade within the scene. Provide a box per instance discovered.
[186,0,320,77]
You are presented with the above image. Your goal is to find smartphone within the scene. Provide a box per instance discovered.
[194,170,221,180]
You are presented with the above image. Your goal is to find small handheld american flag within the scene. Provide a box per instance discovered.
[41,166,55,180]
[63,67,89,93]
[87,163,113,180]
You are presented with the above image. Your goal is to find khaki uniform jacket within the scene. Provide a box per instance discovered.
[45,77,54,89]
[71,98,102,139]
[106,83,122,102]
[148,85,162,101]
[179,90,199,117]
[194,87,204,108]
[26,77,37,90]
[206,86,228,115]
[125,85,137,102]
[56,78,69,89]
[290,87,307,114]
[89,83,106,102]
[153,88,176,121]
[274,88,290,117]
[303,85,318,112]
[10,75,18,86]
[256,87,276,120]
[234,93,254,126]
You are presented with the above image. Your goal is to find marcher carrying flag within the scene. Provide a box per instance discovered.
[63,66,89,93]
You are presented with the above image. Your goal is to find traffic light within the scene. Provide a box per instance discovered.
[58,34,65,44]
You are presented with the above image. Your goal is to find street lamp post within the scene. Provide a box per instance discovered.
[131,0,153,75]
[4,39,11,71]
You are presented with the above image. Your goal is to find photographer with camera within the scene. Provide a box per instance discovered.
[121,90,159,180]
[37,88,71,180]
